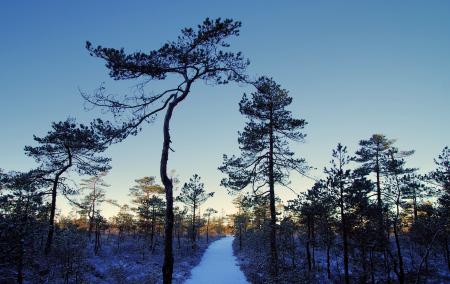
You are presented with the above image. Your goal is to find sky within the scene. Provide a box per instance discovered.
[1,1,449,218]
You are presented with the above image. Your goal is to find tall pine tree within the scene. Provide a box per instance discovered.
[176,174,214,248]
[324,143,353,284]
[219,76,307,279]
[24,119,110,254]
[84,18,248,283]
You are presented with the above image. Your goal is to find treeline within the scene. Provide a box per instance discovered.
[0,169,221,283]
[231,142,449,283]
[1,15,448,284]
[216,69,448,283]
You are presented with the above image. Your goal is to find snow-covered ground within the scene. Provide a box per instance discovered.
[184,236,249,284]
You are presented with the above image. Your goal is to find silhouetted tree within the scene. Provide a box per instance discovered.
[220,76,307,278]
[312,185,336,280]
[430,147,450,209]
[112,205,135,251]
[173,206,188,250]
[355,135,393,220]
[428,146,450,271]
[383,147,415,284]
[402,174,426,222]
[324,143,353,284]
[92,213,106,255]
[290,185,320,273]
[24,118,110,255]
[78,172,113,240]
[176,174,214,248]
[83,17,248,283]
[354,134,394,272]
[0,169,49,283]
[232,195,252,250]
[346,173,377,283]
[144,197,166,252]
[129,177,165,252]
[203,208,218,243]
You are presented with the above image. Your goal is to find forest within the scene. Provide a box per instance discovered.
[1,14,449,284]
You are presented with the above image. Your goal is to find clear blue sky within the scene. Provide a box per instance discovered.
[1,1,449,217]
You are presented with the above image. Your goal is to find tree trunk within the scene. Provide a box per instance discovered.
[239,223,242,250]
[268,104,278,278]
[291,230,296,268]
[413,193,418,222]
[341,193,350,284]
[206,217,209,243]
[415,229,440,284]
[327,241,331,280]
[376,152,390,282]
[312,218,316,269]
[192,202,196,248]
[151,207,155,251]
[161,119,175,284]
[161,89,190,284]
[45,148,72,255]
[17,238,24,284]
[338,162,350,284]
[88,182,97,240]
[370,247,375,284]
[444,237,450,272]
[391,154,405,284]
[376,153,382,213]
[361,245,367,283]
[94,221,101,255]
[45,176,59,255]
[393,200,405,284]
[393,221,405,284]
[375,152,385,244]
[177,226,181,249]
[306,216,312,272]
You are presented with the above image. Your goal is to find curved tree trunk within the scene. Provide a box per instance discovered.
[161,87,190,284]
[44,175,60,255]
[45,150,72,255]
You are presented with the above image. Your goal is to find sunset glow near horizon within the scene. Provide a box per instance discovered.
[1,1,449,218]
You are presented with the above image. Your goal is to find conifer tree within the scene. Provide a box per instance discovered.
[78,172,113,239]
[129,177,165,251]
[203,208,218,243]
[428,146,450,271]
[354,134,394,248]
[84,18,248,283]
[220,76,307,278]
[429,147,450,209]
[0,169,49,283]
[383,146,415,284]
[402,174,426,222]
[324,143,353,284]
[24,118,111,255]
[176,174,214,248]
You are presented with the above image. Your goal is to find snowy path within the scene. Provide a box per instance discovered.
[184,236,249,284]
